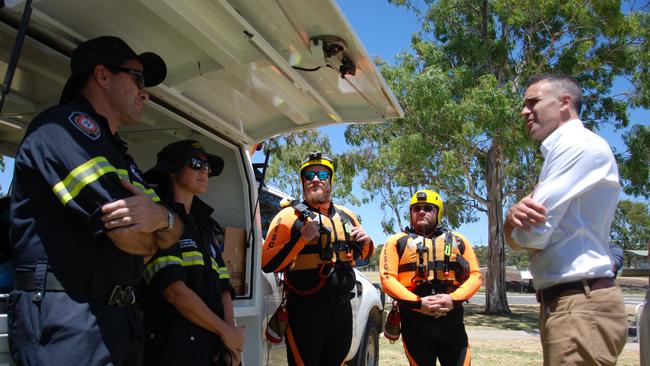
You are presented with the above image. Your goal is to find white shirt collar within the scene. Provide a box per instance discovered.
[540,119,582,158]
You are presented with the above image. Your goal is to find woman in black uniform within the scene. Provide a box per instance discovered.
[141,139,244,366]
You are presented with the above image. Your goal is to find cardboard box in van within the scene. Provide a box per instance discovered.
[223,226,246,295]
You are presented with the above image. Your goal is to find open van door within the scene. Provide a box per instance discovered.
[0,1,403,364]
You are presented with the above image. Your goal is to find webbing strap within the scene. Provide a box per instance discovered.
[284,263,332,296]
[32,261,47,302]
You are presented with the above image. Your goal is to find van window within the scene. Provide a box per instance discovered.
[260,190,282,238]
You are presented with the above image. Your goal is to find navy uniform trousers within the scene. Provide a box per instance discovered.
[9,291,142,366]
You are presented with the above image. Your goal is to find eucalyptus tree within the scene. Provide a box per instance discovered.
[617,124,650,198]
[346,0,649,313]
[610,200,650,267]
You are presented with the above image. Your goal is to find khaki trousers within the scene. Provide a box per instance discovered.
[539,285,627,366]
[641,290,650,366]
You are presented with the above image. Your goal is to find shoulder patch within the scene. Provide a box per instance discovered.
[68,112,101,140]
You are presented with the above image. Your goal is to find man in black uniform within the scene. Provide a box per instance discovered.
[140,140,245,366]
[9,36,184,366]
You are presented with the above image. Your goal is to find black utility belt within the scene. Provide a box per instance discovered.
[15,271,137,307]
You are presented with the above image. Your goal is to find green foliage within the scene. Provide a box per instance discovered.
[264,130,330,199]
[610,199,650,266]
[349,0,649,313]
[504,246,531,270]
[617,124,650,198]
[383,0,650,211]
[369,244,383,268]
[473,245,489,267]
[474,244,530,269]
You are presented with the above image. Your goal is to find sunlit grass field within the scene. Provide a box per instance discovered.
[360,270,643,365]
[377,304,640,365]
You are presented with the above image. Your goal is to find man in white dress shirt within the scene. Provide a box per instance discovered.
[504,73,627,366]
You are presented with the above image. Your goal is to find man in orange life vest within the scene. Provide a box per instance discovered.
[380,190,481,366]
[262,151,373,365]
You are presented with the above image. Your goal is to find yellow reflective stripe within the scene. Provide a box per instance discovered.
[219,270,230,280]
[118,169,159,202]
[143,255,183,283]
[53,157,118,205]
[211,257,231,279]
[52,161,159,205]
[131,180,161,202]
[182,251,204,266]
[116,168,160,202]
[116,169,129,180]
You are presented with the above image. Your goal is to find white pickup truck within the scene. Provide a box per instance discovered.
[0,1,402,364]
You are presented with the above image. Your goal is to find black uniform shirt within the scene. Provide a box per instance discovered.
[142,196,233,320]
[10,98,159,287]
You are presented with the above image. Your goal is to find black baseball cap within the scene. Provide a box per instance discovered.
[60,36,167,103]
[144,140,225,184]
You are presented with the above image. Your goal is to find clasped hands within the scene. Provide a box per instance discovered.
[418,293,453,318]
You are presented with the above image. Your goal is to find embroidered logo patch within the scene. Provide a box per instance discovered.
[68,112,101,140]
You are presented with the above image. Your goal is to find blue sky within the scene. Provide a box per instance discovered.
[1,1,648,247]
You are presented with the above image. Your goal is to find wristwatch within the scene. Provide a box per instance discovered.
[158,209,174,232]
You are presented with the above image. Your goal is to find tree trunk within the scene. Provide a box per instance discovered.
[484,142,510,314]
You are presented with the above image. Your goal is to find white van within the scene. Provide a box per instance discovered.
[0,1,402,365]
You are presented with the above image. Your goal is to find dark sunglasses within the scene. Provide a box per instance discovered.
[302,170,330,181]
[107,66,145,89]
[188,157,212,173]
[411,204,435,213]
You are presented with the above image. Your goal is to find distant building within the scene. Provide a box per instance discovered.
[626,250,650,269]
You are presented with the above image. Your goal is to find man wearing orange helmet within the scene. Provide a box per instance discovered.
[262,151,374,365]
[380,190,481,366]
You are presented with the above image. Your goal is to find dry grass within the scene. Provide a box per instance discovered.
[265,303,641,365]
[464,304,538,330]
[378,337,640,365]
[268,271,645,365]
[376,337,544,366]
[379,303,641,365]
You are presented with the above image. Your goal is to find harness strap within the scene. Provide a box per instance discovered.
[396,228,466,261]
[32,261,47,302]
[283,263,333,296]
